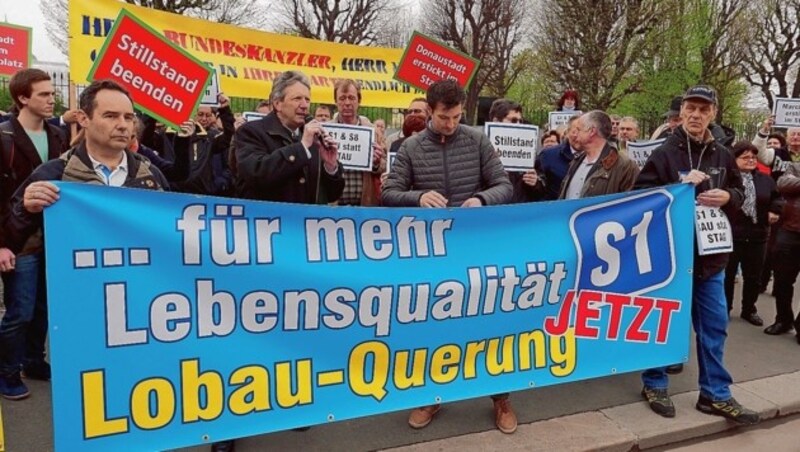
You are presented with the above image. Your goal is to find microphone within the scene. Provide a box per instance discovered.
[304,116,331,150]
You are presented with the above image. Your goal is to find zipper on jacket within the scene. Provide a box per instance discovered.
[441,135,451,203]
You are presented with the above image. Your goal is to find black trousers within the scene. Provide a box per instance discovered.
[724,239,766,315]
[771,229,800,327]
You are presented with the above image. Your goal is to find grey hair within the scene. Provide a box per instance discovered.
[620,116,639,129]
[269,71,311,104]
[583,110,613,139]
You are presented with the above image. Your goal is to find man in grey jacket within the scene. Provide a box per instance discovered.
[382,79,515,433]
[382,80,512,208]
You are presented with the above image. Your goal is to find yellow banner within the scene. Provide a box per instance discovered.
[68,0,422,108]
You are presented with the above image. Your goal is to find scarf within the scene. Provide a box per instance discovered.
[741,172,757,223]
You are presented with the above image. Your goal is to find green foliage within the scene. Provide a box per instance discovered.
[0,83,11,113]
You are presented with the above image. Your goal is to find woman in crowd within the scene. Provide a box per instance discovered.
[724,141,782,326]
[540,130,560,149]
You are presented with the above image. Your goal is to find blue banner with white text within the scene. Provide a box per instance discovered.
[44,183,695,450]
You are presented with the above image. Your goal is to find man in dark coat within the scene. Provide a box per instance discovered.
[234,70,344,205]
[0,68,67,400]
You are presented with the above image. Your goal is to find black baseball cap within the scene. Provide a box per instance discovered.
[683,85,717,104]
[665,96,682,118]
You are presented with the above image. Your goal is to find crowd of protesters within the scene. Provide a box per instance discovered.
[4,66,800,451]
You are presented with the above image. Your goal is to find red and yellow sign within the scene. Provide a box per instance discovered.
[394,31,480,92]
[0,22,32,77]
[88,10,211,128]
[69,0,423,108]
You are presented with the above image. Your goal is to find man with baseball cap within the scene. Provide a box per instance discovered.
[651,96,683,140]
[634,85,760,425]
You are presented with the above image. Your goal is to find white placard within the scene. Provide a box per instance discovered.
[695,205,733,255]
[322,123,375,172]
[484,122,539,172]
[199,69,220,107]
[242,111,267,122]
[773,98,800,128]
[548,110,581,130]
[386,152,397,174]
[627,138,665,169]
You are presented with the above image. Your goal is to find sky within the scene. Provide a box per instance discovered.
[1,0,67,63]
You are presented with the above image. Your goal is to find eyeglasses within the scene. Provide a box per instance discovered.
[407,108,425,115]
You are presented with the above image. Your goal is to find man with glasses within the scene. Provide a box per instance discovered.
[332,79,385,206]
[488,98,541,203]
[386,97,430,151]
[558,110,638,199]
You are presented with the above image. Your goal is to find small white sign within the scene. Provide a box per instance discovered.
[322,123,375,172]
[548,110,581,130]
[386,152,397,174]
[484,122,539,172]
[627,139,665,169]
[242,111,267,122]
[200,69,220,107]
[695,205,733,255]
[773,98,800,128]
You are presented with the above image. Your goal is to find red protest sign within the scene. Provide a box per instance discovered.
[393,31,480,92]
[87,9,212,128]
[0,23,32,77]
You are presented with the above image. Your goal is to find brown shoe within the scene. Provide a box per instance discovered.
[408,404,440,429]
[493,398,518,434]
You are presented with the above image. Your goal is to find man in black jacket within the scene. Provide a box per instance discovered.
[635,85,759,425]
[234,70,343,204]
[0,68,67,400]
[0,79,167,401]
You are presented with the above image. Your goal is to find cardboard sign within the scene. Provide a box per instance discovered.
[243,111,267,122]
[87,10,212,129]
[627,139,665,169]
[199,68,220,107]
[386,151,397,173]
[695,205,733,255]
[0,23,32,77]
[484,122,539,172]
[322,123,374,171]
[393,31,480,92]
[548,111,581,130]
[773,98,800,128]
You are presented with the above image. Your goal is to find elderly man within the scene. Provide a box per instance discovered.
[635,85,759,425]
[559,110,638,199]
[382,79,515,433]
[535,114,581,200]
[234,70,343,204]
[617,116,639,153]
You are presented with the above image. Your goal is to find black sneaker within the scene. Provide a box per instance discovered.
[696,395,761,425]
[0,373,31,400]
[665,363,684,374]
[641,387,675,418]
[22,361,51,381]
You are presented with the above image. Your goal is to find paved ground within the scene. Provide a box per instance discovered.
[1,285,799,452]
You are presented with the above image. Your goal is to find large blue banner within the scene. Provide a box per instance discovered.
[44,183,695,450]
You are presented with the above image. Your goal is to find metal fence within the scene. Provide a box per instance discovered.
[1,75,761,140]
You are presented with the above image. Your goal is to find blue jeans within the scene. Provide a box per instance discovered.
[0,252,48,376]
[642,270,733,401]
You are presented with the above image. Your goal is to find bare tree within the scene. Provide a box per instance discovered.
[532,0,669,111]
[277,0,406,45]
[41,0,269,58]
[421,0,528,123]
[742,0,800,109]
